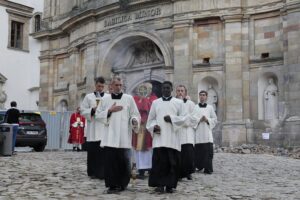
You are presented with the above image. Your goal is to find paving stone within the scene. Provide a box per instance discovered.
[0,151,299,199]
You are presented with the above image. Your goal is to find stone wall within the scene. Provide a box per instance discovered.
[33,0,300,146]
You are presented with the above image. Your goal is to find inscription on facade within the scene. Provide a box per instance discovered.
[104,8,161,27]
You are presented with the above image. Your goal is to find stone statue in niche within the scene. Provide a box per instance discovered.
[133,41,163,66]
[207,84,218,113]
[264,78,278,120]
[58,100,68,112]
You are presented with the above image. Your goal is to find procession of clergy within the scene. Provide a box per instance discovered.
[80,76,217,194]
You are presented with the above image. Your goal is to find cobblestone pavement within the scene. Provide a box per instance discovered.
[0,150,299,200]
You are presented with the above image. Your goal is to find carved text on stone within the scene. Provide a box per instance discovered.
[104,8,161,27]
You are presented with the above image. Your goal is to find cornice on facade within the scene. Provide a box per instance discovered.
[0,0,33,13]
[33,0,299,41]
[6,8,32,18]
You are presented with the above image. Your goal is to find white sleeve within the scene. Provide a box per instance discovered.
[129,96,141,133]
[146,101,157,137]
[207,106,217,130]
[80,95,93,121]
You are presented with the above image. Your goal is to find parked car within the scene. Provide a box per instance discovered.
[0,110,5,123]
[0,111,47,152]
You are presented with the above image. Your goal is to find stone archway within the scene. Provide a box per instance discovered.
[98,30,172,94]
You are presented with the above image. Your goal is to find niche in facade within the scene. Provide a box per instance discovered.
[258,73,279,120]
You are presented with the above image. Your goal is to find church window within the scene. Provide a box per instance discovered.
[10,21,24,49]
[34,15,41,32]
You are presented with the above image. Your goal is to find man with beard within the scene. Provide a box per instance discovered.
[96,76,140,193]
[175,85,195,180]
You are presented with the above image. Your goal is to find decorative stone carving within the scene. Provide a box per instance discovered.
[264,78,278,120]
[133,41,163,66]
[0,74,7,109]
[207,84,218,112]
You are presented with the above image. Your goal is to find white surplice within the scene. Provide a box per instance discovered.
[190,104,217,144]
[178,99,195,145]
[95,94,140,148]
[146,97,184,151]
[80,92,109,142]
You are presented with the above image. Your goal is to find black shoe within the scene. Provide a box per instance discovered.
[89,175,97,179]
[72,147,76,151]
[107,187,118,194]
[165,187,174,193]
[154,187,164,193]
[76,147,81,152]
[117,186,125,192]
[187,174,193,180]
[204,169,212,174]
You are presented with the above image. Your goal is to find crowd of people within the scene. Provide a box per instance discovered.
[73,76,217,194]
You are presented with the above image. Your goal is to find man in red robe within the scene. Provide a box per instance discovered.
[132,82,157,179]
[68,107,85,151]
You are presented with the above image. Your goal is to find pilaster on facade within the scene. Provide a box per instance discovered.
[222,13,248,145]
[173,19,194,92]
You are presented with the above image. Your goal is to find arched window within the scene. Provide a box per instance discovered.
[34,14,41,32]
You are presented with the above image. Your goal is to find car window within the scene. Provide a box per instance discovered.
[19,114,43,123]
[0,114,5,123]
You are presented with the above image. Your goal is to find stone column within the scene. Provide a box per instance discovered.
[85,40,98,93]
[284,3,300,116]
[39,55,54,110]
[68,48,79,110]
[222,15,247,146]
[282,3,300,146]
[173,19,194,92]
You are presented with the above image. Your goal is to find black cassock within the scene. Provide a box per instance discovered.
[149,147,181,189]
[87,141,105,179]
[194,142,214,173]
[180,144,195,178]
[103,147,131,189]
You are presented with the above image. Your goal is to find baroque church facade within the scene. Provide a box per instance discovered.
[33,0,300,146]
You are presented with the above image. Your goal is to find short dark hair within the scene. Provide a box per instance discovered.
[199,90,208,96]
[95,77,105,84]
[162,81,173,88]
[10,101,17,107]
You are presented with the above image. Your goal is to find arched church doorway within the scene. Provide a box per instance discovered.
[99,31,172,95]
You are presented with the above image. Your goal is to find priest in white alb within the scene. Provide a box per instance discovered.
[146,81,184,194]
[96,76,140,194]
[190,90,217,174]
[175,85,195,180]
[80,76,109,179]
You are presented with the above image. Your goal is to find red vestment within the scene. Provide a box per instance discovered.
[132,94,157,150]
[68,112,85,144]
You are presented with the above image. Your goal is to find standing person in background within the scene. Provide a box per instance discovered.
[68,107,85,151]
[175,85,195,180]
[146,81,183,194]
[80,77,109,179]
[5,101,20,124]
[96,76,140,194]
[132,82,157,179]
[191,90,217,174]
